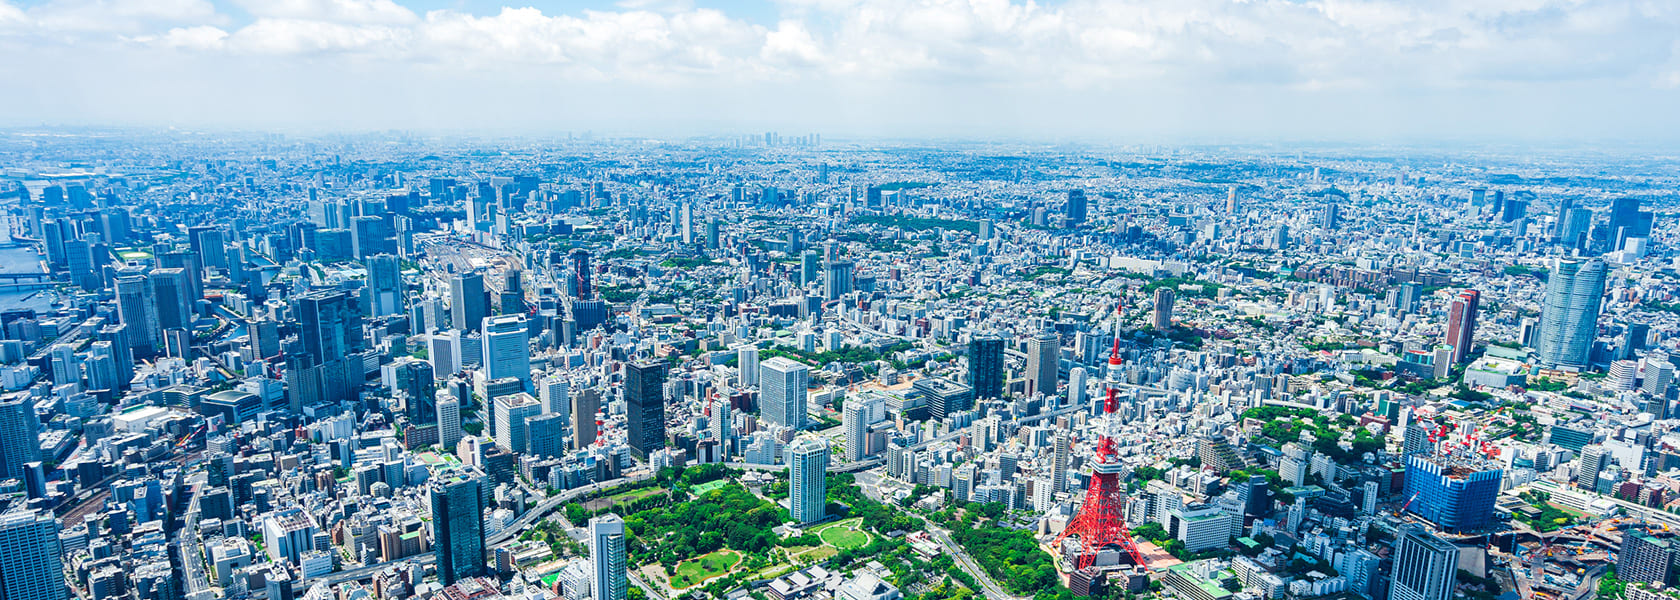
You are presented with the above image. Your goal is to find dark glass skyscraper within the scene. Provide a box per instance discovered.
[968,333,1004,399]
[395,360,436,425]
[0,397,42,482]
[569,249,593,300]
[297,290,364,365]
[451,272,488,334]
[1065,189,1087,224]
[625,361,667,457]
[430,472,485,586]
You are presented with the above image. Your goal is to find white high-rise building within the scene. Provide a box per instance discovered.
[790,437,829,525]
[589,515,628,600]
[1051,429,1070,493]
[540,375,571,418]
[1068,366,1089,409]
[760,357,808,430]
[842,399,869,461]
[482,314,531,389]
[736,344,760,387]
[0,509,65,600]
[494,392,542,454]
[437,394,462,447]
[709,396,733,452]
[1577,445,1607,490]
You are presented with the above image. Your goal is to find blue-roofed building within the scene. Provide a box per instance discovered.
[1403,453,1502,533]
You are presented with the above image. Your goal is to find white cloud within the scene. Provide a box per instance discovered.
[0,0,1677,138]
[28,0,219,33]
[230,0,417,25]
[143,25,228,49]
[226,18,406,54]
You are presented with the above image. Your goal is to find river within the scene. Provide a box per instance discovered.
[0,217,58,314]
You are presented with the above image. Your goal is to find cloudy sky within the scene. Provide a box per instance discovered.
[0,0,1677,142]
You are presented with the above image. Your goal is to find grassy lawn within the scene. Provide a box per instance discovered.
[609,487,664,504]
[809,517,871,550]
[786,545,839,562]
[691,480,729,496]
[671,549,742,589]
[819,526,870,549]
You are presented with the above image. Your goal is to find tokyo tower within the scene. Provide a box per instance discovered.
[1052,300,1145,571]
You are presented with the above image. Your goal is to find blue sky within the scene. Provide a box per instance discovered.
[0,0,1676,142]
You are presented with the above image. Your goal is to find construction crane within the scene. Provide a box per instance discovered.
[1396,492,1421,517]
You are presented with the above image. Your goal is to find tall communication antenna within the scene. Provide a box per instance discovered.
[1052,298,1146,570]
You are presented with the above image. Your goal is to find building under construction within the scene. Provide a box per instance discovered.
[1402,452,1503,533]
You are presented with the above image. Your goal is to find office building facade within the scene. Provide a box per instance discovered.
[625,361,667,457]
[1537,258,1607,369]
[760,357,809,430]
[1389,525,1457,600]
[790,438,829,525]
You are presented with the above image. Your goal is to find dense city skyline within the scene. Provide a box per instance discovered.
[0,2,1676,600]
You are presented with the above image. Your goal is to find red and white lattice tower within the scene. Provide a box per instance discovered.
[1052,298,1146,571]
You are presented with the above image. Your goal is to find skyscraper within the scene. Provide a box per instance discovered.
[590,515,628,600]
[1402,423,1433,456]
[1388,525,1457,600]
[1051,429,1069,493]
[736,344,760,387]
[789,437,829,525]
[968,333,1004,400]
[148,267,193,332]
[800,251,821,288]
[438,395,462,447]
[351,215,387,258]
[624,361,667,457]
[1152,287,1175,330]
[364,254,403,317]
[1537,258,1607,370]
[494,393,542,454]
[572,389,601,450]
[451,272,488,334]
[569,249,593,299]
[297,290,364,365]
[430,472,486,586]
[0,508,65,600]
[842,399,869,461]
[1026,330,1059,399]
[394,359,436,425]
[539,375,571,417]
[1621,530,1676,584]
[1444,289,1480,364]
[188,225,227,271]
[482,314,531,389]
[823,259,854,301]
[1065,189,1088,225]
[761,357,809,430]
[527,412,568,458]
[114,275,160,357]
[1576,445,1606,490]
[0,397,41,483]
